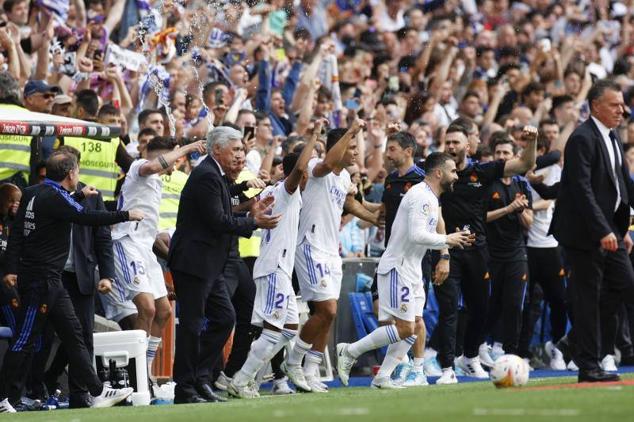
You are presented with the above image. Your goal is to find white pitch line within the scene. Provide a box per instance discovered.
[473,408,580,416]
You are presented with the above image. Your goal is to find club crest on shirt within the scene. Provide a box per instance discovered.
[492,191,500,200]
[40,304,48,314]
[320,278,328,288]
[272,311,280,320]
[468,173,482,188]
[422,203,430,215]
[400,303,408,313]
[10,298,19,308]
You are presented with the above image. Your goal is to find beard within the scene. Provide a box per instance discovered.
[440,179,454,193]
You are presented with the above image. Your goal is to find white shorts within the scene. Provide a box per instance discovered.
[99,294,137,323]
[251,269,299,330]
[112,236,167,301]
[294,242,343,302]
[377,268,425,323]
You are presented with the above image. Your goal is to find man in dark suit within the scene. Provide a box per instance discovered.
[551,79,634,382]
[168,126,279,404]
[42,145,117,407]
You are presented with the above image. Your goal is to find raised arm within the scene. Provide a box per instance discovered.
[312,119,364,178]
[139,141,205,177]
[503,126,538,177]
[285,119,323,193]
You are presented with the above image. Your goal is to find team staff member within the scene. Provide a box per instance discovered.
[550,79,634,383]
[168,127,280,404]
[435,119,537,384]
[0,151,143,413]
[484,136,533,356]
[42,145,117,408]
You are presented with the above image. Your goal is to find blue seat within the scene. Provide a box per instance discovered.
[0,326,12,339]
[348,292,386,358]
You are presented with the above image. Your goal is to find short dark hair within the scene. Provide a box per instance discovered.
[254,111,269,124]
[46,151,78,182]
[387,131,416,151]
[587,79,622,111]
[137,109,162,127]
[490,132,518,155]
[3,0,26,14]
[462,91,480,102]
[75,89,99,118]
[522,81,545,98]
[539,118,558,128]
[146,136,176,153]
[551,95,574,110]
[326,128,348,152]
[423,152,453,173]
[450,116,476,134]
[446,122,470,138]
[57,145,81,161]
[282,152,299,177]
[98,103,119,119]
[202,81,227,102]
[138,128,158,139]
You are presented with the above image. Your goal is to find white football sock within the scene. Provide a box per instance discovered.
[413,357,425,368]
[303,350,323,378]
[376,335,417,379]
[347,325,400,358]
[146,336,161,379]
[233,329,281,386]
[286,336,312,366]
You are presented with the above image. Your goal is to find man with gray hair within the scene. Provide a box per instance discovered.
[168,126,280,404]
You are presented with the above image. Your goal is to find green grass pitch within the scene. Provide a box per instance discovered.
[5,375,634,422]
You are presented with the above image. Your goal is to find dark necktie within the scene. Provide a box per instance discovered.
[609,131,627,205]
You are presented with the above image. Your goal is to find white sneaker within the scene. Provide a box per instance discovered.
[228,380,259,399]
[91,387,133,408]
[490,344,505,362]
[601,354,618,372]
[391,362,411,385]
[567,360,579,371]
[305,376,328,393]
[423,357,443,377]
[545,341,566,370]
[436,368,458,385]
[0,398,16,413]
[214,371,232,391]
[336,343,357,386]
[280,361,312,392]
[402,366,428,387]
[455,356,489,379]
[478,343,496,368]
[371,376,405,389]
[271,377,295,395]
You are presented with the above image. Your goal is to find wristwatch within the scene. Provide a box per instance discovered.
[440,254,451,261]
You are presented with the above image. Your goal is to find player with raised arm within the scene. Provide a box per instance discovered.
[282,118,381,393]
[336,152,474,388]
[227,120,326,399]
[104,137,205,382]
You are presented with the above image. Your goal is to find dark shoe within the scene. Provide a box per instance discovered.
[578,368,621,383]
[173,394,208,404]
[68,393,92,409]
[196,383,227,403]
[619,355,634,366]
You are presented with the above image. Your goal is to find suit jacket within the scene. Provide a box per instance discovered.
[70,182,116,295]
[550,117,634,250]
[168,156,256,281]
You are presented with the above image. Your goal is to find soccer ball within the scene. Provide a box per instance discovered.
[490,354,529,388]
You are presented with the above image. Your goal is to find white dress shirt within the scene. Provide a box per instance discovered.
[591,116,621,210]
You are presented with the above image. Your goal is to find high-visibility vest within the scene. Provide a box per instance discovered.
[236,169,262,258]
[159,170,189,231]
[64,136,119,200]
[0,104,31,182]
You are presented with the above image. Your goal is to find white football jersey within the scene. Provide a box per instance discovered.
[527,164,561,248]
[297,158,351,254]
[112,159,162,246]
[377,182,447,282]
[253,181,302,279]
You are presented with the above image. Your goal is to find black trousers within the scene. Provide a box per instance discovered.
[434,247,490,368]
[486,260,528,354]
[565,245,634,371]
[172,270,235,397]
[221,257,257,378]
[0,277,102,403]
[44,271,95,400]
